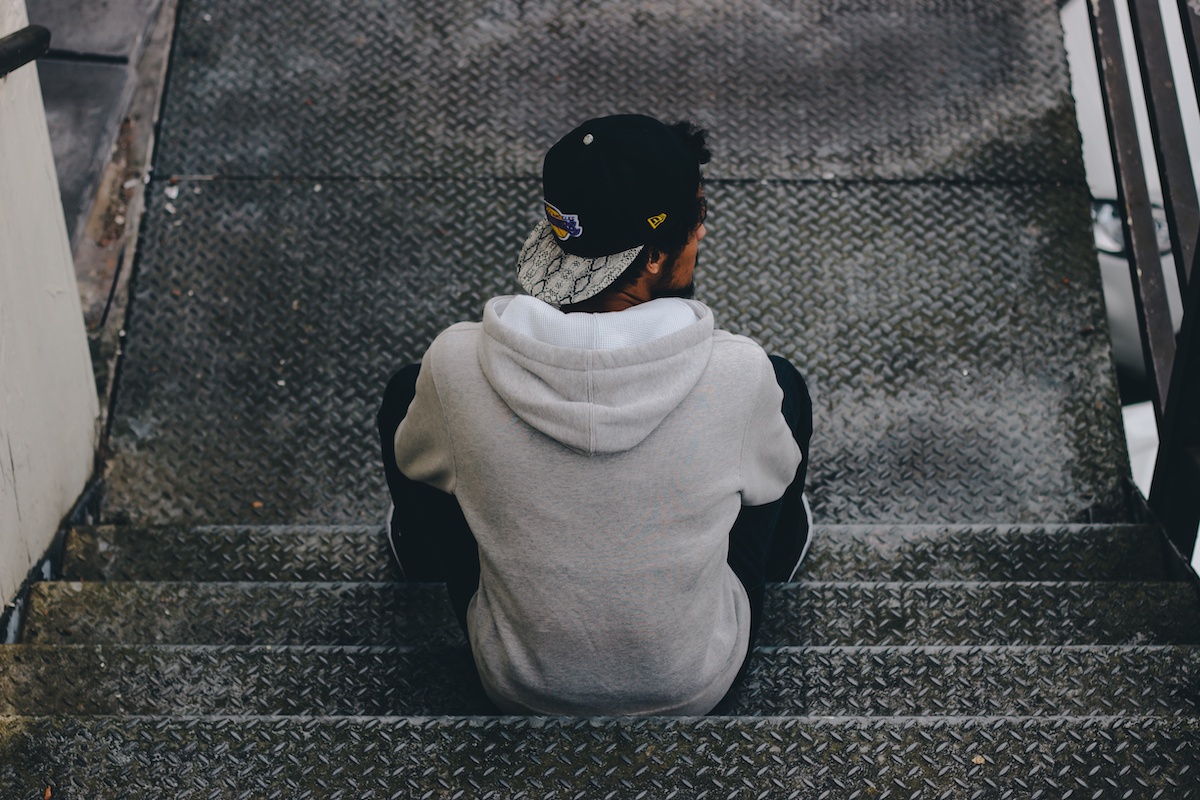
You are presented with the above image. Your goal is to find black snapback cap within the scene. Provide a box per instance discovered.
[518,115,701,306]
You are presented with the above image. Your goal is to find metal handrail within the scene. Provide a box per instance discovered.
[1129,0,1197,288]
[1087,0,1200,557]
[1088,0,1180,423]
[0,25,49,79]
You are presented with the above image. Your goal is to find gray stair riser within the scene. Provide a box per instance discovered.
[759,581,1200,645]
[798,524,1170,582]
[4,644,1200,718]
[24,581,1200,647]
[62,523,1171,583]
[63,524,398,583]
[4,716,1200,798]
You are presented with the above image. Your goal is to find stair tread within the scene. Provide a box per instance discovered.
[5,643,1200,718]
[25,579,1200,647]
[100,0,1124,529]
[4,715,1200,797]
[110,183,1128,528]
[62,522,1172,582]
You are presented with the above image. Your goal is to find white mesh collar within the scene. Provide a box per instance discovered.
[493,294,702,351]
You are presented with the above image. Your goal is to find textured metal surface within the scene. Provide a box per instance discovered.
[63,523,1171,583]
[25,581,1200,647]
[6,643,1200,718]
[103,178,1127,525]
[22,582,462,647]
[725,645,1200,717]
[5,716,1200,798]
[154,0,1084,183]
[63,524,400,582]
[0,645,491,716]
[794,524,1171,582]
[754,581,1200,646]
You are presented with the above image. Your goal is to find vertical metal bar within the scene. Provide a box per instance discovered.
[1129,0,1197,287]
[1089,0,1178,422]
[1178,0,1200,114]
[1149,231,1200,557]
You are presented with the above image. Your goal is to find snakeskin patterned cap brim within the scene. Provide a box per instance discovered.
[516,220,644,306]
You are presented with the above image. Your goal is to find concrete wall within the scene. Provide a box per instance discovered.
[0,0,99,605]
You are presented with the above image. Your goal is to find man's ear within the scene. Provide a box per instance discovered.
[644,249,667,275]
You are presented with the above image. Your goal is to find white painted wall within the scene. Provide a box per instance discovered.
[0,0,99,605]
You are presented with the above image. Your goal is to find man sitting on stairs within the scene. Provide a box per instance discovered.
[378,114,813,715]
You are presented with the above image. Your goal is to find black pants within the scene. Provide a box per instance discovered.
[377,356,813,651]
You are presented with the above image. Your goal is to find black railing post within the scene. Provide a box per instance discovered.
[0,25,50,80]
[1088,0,1178,422]
[1149,232,1200,557]
[1129,0,1197,288]
[1178,0,1200,127]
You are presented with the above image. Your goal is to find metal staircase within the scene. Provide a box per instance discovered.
[5,0,1200,794]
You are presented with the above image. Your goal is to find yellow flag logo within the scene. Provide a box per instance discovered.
[647,213,667,229]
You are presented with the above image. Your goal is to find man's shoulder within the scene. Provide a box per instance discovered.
[422,321,483,367]
[704,329,775,388]
[428,320,482,345]
[710,328,771,359]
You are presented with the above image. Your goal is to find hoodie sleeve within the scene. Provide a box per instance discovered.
[394,341,457,495]
[739,352,803,506]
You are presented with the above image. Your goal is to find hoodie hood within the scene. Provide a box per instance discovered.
[478,296,715,455]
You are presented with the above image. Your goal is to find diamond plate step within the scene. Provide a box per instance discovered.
[63,524,401,582]
[4,716,1200,797]
[155,0,1083,183]
[796,524,1171,581]
[105,178,1126,526]
[61,523,1173,583]
[4,644,1200,718]
[24,581,1200,647]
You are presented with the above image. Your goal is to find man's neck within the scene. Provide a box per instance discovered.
[560,267,660,313]
[560,287,649,314]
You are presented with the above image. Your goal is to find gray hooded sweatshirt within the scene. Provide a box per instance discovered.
[394,295,802,715]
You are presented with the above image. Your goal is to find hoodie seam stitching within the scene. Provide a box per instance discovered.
[737,354,767,496]
[587,349,595,455]
[588,315,597,455]
[426,347,460,492]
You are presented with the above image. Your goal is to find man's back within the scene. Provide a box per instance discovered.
[378,115,811,716]
[395,295,798,713]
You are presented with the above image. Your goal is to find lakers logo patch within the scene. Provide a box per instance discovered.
[647,213,667,230]
[545,202,583,241]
